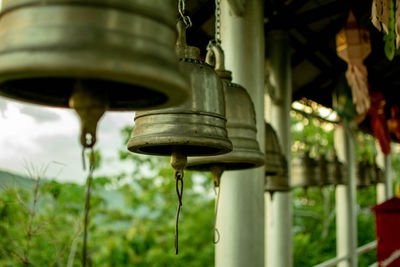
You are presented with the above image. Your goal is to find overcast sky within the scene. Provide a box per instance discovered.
[0,97,136,184]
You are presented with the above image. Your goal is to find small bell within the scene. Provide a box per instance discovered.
[265,155,290,193]
[0,0,190,147]
[264,123,284,176]
[127,21,232,254]
[330,155,348,186]
[318,155,334,186]
[357,160,372,188]
[186,43,264,186]
[291,152,321,189]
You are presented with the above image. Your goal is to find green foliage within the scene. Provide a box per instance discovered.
[0,126,215,267]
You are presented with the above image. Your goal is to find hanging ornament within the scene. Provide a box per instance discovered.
[372,0,391,33]
[368,91,391,155]
[127,20,232,254]
[0,0,190,148]
[384,0,396,60]
[336,11,371,116]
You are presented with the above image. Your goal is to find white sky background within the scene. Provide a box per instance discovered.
[0,97,136,184]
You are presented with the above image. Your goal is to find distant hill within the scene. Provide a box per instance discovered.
[0,170,126,210]
[0,170,34,190]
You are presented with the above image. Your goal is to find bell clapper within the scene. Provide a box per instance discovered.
[69,81,107,149]
[69,81,107,266]
[170,151,187,255]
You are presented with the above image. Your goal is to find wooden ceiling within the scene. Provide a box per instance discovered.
[185,0,399,112]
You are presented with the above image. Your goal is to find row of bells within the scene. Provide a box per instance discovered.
[269,153,386,191]
[0,0,278,178]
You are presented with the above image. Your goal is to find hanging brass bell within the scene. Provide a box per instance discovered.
[318,155,333,186]
[372,163,385,184]
[330,155,348,186]
[265,155,290,192]
[291,152,320,189]
[357,160,371,188]
[0,0,190,147]
[264,122,284,176]
[185,43,264,186]
[127,22,232,159]
[0,0,189,110]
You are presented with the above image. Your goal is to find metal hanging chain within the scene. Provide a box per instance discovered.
[82,147,95,267]
[213,185,221,244]
[174,169,184,254]
[178,0,192,28]
[215,0,222,44]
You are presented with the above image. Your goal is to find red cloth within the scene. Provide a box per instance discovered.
[372,198,400,266]
[368,92,391,155]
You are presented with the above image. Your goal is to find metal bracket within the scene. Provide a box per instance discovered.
[227,0,246,16]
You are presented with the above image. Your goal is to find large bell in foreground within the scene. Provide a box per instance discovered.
[291,152,320,189]
[265,123,284,176]
[128,23,232,158]
[186,44,263,185]
[0,0,189,110]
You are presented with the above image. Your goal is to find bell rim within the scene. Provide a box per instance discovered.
[127,136,233,157]
[186,149,265,171]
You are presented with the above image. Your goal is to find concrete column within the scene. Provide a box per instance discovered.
[334,127,357,267]
[376,143,392,203]
[216,1,265,267]
[264,30,293,267]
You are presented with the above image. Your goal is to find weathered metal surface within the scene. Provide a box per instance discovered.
[330,156,347,185]
[264,122,283,176]
[291,153,320,188]
[357,161,372,188]
[0,0,189,110]
[127,23,232,157]
[186,43,263,172]
[265,155,290,192]
[319,156,334,186]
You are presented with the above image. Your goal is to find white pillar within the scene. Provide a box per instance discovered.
[335,126,357,267]
[376,143,392,203]
[265,30,293,267]
[216,1,265,267]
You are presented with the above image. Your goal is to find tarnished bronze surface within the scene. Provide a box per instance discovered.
[330,156,347,185]
[127,23,232,157]
[291,152,320,188]
[357,161,371,188]
[186,44,263,172]
[0,0,189,110]
[264,122,284,176]
[265,156,290,192]
[318,156,333,186]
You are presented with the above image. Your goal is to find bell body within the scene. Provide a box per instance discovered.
[0,0,189,110]
[330,157,347,185]
[186,78,264,171]
[319,156,333,186]
[265,156,291,192]
[291,153,320,188]
[264,123,283,176]
[357,161,371,188]
[127,46,232,157]
[373,164,385,184]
